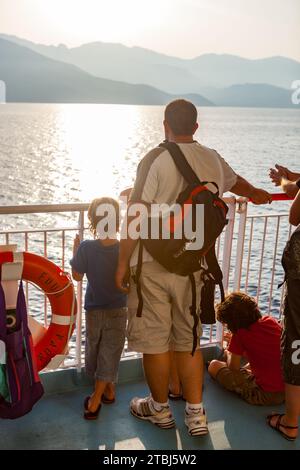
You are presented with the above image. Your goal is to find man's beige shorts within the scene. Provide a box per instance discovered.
[127,260,203,354]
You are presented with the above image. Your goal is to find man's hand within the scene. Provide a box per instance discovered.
[269,164,300,186]
[230,175,272,204]
[73,234,80,254]
[115,262,130,294]
[249,188,272,205]
[269,165,289,186]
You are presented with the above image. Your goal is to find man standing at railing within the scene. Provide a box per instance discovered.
[267,165,300,441]
[116,99,272,437]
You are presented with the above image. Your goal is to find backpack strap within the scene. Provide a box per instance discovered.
[16,281,40,386]
[219,281,225,303]
[159,141,220,196]
[135,241,144,318]
[0,281,7,342]
[205,244,225,302]
[189,273,199,356]
[159,142,202,187]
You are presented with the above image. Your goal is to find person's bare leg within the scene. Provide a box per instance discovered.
[269,384,300,439]
[104,382,115,400]
[169,351,182,396]
[143,352,170,403]
[88,380,107,412]
[175,350,203,404]
[208,359,228,379]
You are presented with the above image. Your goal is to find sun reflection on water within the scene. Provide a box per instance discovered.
[54,104,164,201]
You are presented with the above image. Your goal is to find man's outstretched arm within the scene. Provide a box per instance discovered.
[280,178,299,199]
[290,189,300,227]
[230,175,272,205]
[116,187,138,293]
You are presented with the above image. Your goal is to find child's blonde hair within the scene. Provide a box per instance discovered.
[88,197,120,237]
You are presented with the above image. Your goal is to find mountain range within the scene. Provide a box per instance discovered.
[0,38,212,106]
[0,33,299,108]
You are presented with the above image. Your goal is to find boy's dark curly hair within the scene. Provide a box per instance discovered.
[216,292,262,333]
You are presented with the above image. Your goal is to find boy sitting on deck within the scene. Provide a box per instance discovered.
[70,197,127,420]
[208,292,285,406]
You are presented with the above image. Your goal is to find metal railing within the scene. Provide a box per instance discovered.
[0,195,293,369]
[1,204,88,370]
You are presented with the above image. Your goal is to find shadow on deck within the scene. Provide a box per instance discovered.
[1,361,299,450]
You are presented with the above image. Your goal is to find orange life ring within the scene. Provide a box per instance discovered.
[0,251,77,371]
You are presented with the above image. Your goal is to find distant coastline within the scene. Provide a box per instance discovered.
[0,34,299,109]
[2,103,300,112]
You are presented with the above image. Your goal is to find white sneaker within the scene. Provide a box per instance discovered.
[130,396,175,429]
[185,409,209,436]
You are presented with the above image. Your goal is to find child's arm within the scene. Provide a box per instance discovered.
[226,332,244,371]
[119,187,133,199]
[71,234,84,282]
[226,351,242,371]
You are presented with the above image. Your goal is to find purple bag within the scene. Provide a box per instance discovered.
[0,281,44,419]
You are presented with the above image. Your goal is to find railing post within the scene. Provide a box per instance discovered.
[233,198,248,292]
[256,217,268,304]
[216,197,236,343]
[221,198,236,291]
[44,231,48,327]
[76,210,85,373]
[268,216,281,315]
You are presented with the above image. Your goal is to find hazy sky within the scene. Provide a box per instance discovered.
[1,0,300,60]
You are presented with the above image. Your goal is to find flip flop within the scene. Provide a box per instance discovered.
[267,413,298,442]
[83,396,101,420]
[102,395,116,405]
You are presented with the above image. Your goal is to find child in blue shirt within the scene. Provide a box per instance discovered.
[70,197,127,420]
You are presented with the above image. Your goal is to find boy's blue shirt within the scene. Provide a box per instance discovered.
[70,239,127,311]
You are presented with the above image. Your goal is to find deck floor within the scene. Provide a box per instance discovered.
[1,372,299,450]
